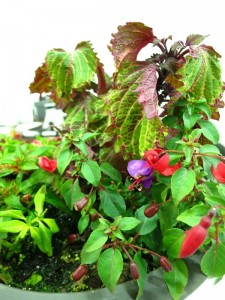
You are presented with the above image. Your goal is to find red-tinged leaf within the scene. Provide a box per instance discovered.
[29,63,53,94]
[177,44,223,103]
[110,22,155,67]
[134,64,158,119]
[186,34,207,46]
[96,63,108,95]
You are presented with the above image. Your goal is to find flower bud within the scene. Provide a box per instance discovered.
[159,256,173,272]
[68,233,79,244]
[74,197,89,211]
[144,204,159,218]
[90,212,100,222]
[72,265,88,281]
[130,261,139,280]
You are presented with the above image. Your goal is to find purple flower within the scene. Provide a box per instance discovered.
[127,160,153,189]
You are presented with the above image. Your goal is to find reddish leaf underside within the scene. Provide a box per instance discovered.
[134,64,158,119]
[109,22,155,68]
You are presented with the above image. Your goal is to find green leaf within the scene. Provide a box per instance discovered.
[100,162,122,182]
[199,144,221,181]
[171,168,196,204]
[74,140,88,156]
[46,41,99,95]
[164,259,188,300]
[4,195,25,210]
[97,248,123,292]
[177,204,210,226]
[205,195,225,207]
[183,112,199,129]
[198,120,219,144]
[34,185,46,216]
[42,218,59,233]
[81,160,101,187]
[0,220,28,233]
[177,45,223,104]
[0,210,26,220]
[135,205,158,235]
[78,214,90,234]
[99,188,126,219]
[57,149,73,175]
[201,242,225,277]
[158,202,179,233]
[163,228,184,258]
[30,222,53,256]
[81,230,108,264]
[118,217,141,231]
[134,252,147,300]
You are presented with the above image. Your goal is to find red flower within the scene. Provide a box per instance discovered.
[144,148,181,176]
[38,156,57,173]
[211,162,225,183]
[179,208,216,258]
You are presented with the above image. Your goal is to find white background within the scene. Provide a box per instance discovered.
[1,0,225,298]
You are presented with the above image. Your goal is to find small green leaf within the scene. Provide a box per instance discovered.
[34,185,46,216]
[57,149,73,175]
[81,230,108,264]
[171,168,196,204]
[135,205,158,236]
[159,202,179,234]
[100,162,122,182]
[42,218,59,233]
[0,220,28,233]
[99,188,126,219]
[164,259,188,300]
[118,217,141,231]
[97,248,123,292]
[183,112,199,129]
[78,214,90,234]
[201,242,225,277]
[0,210,26,220]
[81,160,101,186]
[198,120,219,144]
[177,204,210,226]
[163,228,184,258]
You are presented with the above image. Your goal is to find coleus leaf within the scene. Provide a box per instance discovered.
[134,64,158,119]
[46,41,99,96]
[104,62,165,158]
[185,34,207,46]
[109,22,155,68]
[29,63,53,94]
[176,45,223,103]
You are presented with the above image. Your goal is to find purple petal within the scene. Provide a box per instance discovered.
[127,160,152,178]
[141,173,153,188]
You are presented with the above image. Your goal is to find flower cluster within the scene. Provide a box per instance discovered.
[127,148,181,189]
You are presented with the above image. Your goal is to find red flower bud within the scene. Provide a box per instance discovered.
[144,203,159,218]
[159,256,173,272]
[38,156,57,173]
[68,233,79,244]
[179,209,216,258]
[90,212,100,222]
[72,265,88,281]
[74,197,89,211]
[130,261,139,280]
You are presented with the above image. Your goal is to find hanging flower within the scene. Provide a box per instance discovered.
[38,156,57,173]
[211,162,225,183]
[179,208,216,258]
[127,148,181,189]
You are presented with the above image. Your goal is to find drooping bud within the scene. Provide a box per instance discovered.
[130,261,139,280]
[72,265,88,281]
[144,203,159,218]
[159,256,173,272]
[179,208,216,258]
[90,212,100,222]
[74,197,89,211]
[68,233,79,244]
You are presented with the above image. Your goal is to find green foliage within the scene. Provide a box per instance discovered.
[1,21,225,300]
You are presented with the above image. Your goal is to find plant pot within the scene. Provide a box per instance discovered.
[0,254,205,300]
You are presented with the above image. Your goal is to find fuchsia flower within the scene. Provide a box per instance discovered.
[211,162,225,183]
[127,148,181,189]
[179,208,216,258]
[38,156,57,173]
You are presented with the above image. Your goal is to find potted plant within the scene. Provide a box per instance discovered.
[0,22,224,300]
